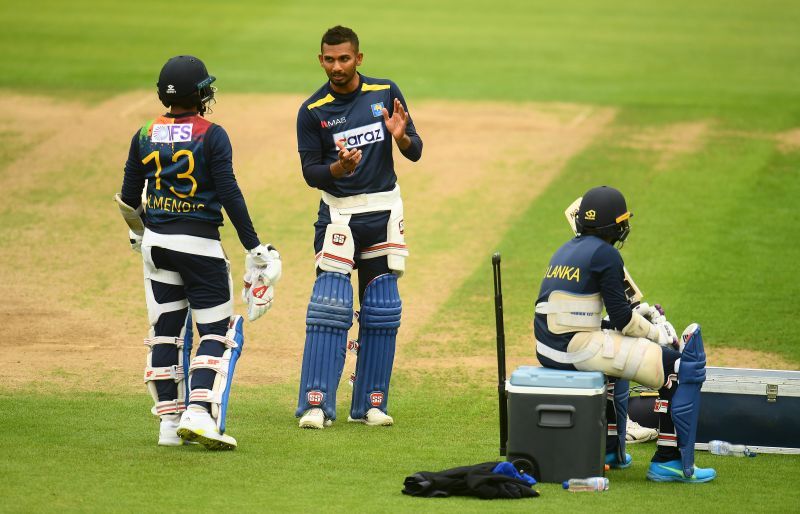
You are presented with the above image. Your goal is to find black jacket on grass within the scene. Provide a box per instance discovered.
[402,462,539,499]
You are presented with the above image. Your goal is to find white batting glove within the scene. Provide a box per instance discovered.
[129,229,142,253]
[660,320,680,350]
[647,321,670,347]
[246,244,282,285]
[648,319,679,349]
[242,244,281,322]
[634,302,659,322]
[241,276,274,322]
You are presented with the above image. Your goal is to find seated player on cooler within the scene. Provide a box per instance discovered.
[533,186,716,483]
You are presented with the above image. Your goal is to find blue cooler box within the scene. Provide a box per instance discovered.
[506,366,607,483]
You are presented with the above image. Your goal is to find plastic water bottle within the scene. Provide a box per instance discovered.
[708,440,757,457]
[562,477,609,492]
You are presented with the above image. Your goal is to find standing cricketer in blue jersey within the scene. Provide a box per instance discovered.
[115,55,282,450]
[294,26,423,429]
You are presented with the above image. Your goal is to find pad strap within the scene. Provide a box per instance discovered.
[190,354,228,377]
[144,336,185,348]
[537,291,604,334]
[189,388,217,403]
[144,364,184,382]
[536,338,601,364]
[154,399,185,416]
[199,334,239,349]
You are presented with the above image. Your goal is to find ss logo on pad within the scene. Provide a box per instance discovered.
[332,233,347,246]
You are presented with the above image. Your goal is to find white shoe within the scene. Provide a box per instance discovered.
[299,408,332,429]
[348,408,394,426]
[177,406,237,450]
[158,414,183,446]
[626,417,658,444]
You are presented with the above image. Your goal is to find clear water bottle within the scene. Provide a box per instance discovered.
[562,477,609,492]
[708,440,757,457]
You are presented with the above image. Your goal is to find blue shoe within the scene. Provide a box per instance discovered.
[605,452,632,469]
[647,460,716,483]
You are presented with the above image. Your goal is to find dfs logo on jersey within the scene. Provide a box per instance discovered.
[151,124,193,143]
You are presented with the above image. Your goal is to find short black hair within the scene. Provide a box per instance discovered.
[321,25,359,52]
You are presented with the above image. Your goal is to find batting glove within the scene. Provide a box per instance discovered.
[242,276,274,322]
[246,244,282,285]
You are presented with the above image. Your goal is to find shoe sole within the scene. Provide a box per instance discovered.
[177,427,236,451]
[646,471,715,483]
[298,418,332,429]
[299,421,324,429]
[158,439,184,447]
[347,417,393,426]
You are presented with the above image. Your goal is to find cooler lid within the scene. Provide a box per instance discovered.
[510,366,605,389]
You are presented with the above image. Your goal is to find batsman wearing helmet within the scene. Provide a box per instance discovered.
[534,186,716,483]
[294,26,423,429]
[115,55,281,450]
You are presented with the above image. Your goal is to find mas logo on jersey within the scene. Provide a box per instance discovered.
[369,391,384,407]
[332,233,347,246]
[332,122,384,149]
[151,123,193,143]
[307,390,324,406]
[321,116,346,128]
[370,102,384,117]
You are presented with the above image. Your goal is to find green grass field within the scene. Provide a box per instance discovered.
[2,1,800,512]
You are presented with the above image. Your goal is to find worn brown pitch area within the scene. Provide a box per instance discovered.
[0,92,791,393]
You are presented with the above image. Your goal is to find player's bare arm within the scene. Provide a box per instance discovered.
[382,98,412,150]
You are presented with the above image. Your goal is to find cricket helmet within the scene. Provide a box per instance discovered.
[157,55,216,113]
[576,185,633,246]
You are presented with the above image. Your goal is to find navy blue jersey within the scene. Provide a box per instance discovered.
[121,112,259,250]
[534,235,633,357]
[297,73,422,197]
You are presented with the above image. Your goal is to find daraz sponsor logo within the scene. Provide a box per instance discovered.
[332,122,384,149]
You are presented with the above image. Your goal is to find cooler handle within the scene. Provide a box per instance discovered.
[536,404,575,428]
